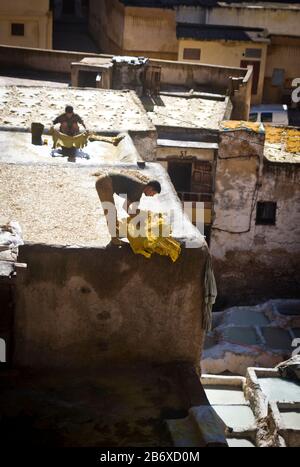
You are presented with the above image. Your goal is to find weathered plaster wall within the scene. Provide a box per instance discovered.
[123,6,178,60]
[0,44,108,74]
[210,129,300,308]
[151,58,247,91]
[263,36,300,104]
[206,5,300,37]
[176,6,206,25]
[129,130,158,162]
[89,0,125,55]
[14,244,208,369]
[89,1,178,60]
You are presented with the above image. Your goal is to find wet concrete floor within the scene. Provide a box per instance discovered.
[0,363,188,447]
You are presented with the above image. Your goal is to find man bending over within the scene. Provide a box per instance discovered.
[96,172,161,244]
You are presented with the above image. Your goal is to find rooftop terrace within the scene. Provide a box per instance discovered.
[0,131,203,248]
[0,86,154,133]
[144,93,228,130]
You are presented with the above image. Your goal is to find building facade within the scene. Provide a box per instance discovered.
[89,0,178,60]
[210,122,300,307]
[91,1,300,105]
[177,24,269,105]
[0,0,52,49]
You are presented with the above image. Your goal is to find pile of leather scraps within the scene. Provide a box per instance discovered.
[0,221,23,262]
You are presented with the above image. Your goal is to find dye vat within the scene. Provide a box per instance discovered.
[258,378,300,403]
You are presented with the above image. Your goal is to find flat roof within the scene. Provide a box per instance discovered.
[0,86,155,133]
[120,1,300,10]
[0,131,139,166]
[146,94,227,130]
[221,121,300,164]
[0,136,204,247]
[218,1,300,11]
[264,125,300,163]
[177,23,269,42]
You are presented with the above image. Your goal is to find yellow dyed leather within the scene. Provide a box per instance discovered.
[126,213,181,262]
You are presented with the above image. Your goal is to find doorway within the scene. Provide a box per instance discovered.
[168,161,192,193]
[240,60,260,95]
[62,0,75,15]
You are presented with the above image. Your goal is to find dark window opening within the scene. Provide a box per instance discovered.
[272,68,285,86]
[245,48,262,59]
[63,0,75,15]
[249,112,258,122]
[183,48,201,61]
[11,23,24,36]
[261,112,273,123]
[240,60,260,95]
[78,70,98,87]
[256,202,277,225]
[168,161,192,193]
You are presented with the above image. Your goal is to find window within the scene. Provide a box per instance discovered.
[11,23,24,36]
[272,68,285,86]
[261,112,273,123]
[249,112,258,122]
[183,48,201,61]
[256,202,277,225]
[245,48,262,59]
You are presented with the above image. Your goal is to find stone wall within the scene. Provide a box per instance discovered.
[210,128,300,308]
[14,243,208,369]
[89,0,126,55]
[0,44,108,74]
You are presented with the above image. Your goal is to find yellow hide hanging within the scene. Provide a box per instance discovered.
[126,212,181,263]
[50,127,89,149]
[50,128,125,149]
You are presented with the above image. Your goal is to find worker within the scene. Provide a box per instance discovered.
[96,172,161,244]
[53,105,86,136]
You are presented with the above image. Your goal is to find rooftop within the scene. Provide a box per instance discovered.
[0,86,154,133]
[264,126,300,163]
[177,23,269,42]
[220,121,300,164]
[144,94,228,130]
[119,1,300,10]
[0,131,202,247]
